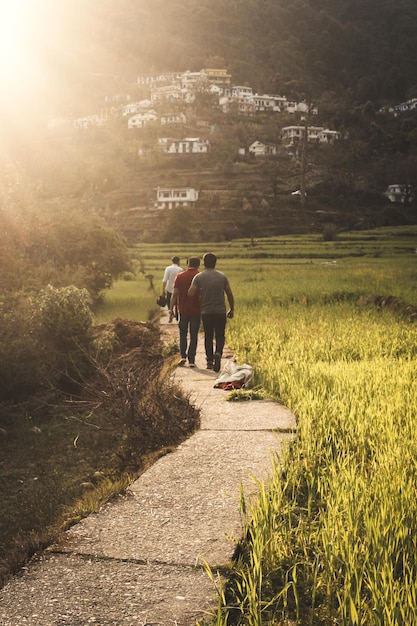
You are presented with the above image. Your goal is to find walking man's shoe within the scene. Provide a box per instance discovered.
[177,358,186,366]
[213,353,221,373]
[188,362,196,368]
[206,361,214,370]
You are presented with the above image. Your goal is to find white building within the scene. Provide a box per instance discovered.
[384,184,413,203]
[253,94,288,112]
[151,85,195,104]
[127,111,157,129]
[155,187,199,209]
[248,140,279,156]
[281,125,340,145]
[284,101,317,114]
[158,137,210,154]
[221,85,254,99]
[393,98,417,115]
[201,68,232,88]
[160,112,187,125]
[122,100,152,116]
[219,94,255,115]
[137,72,180,86]
[180,71,204,89]
[73,115,103,130]
[319,128,341,143]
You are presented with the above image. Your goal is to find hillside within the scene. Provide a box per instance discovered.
[55,0,417,109]
[2,0,417,241]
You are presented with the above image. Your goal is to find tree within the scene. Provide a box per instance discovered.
[162,206,194,242]
[25,208,132,300]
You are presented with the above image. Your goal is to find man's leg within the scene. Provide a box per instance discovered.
[212,314,227,372]
[214,314,227,356]
[187,315,201,364]
[166,291,172,309]
[178,314,189,360]
[201,314,215,366]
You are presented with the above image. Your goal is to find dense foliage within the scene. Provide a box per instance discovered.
[54,0,417,109]
[0,196,131,405]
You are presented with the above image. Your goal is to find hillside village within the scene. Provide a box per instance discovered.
[52,68,341,213]
[71,68,320,129]
[43,66,416,242]
[72,69,341,152]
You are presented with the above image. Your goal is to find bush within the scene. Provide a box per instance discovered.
[322,222,338,241]
[31,285,95,389]
[0,286,96,404]
[32,285,94,348]
[0,300,42,402]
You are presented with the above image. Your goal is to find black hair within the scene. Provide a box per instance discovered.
[203,252,217,268]
[188,257,200,268]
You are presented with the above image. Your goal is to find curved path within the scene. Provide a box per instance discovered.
[0,313,296,625]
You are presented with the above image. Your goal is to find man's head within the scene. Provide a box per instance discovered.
[171,256,180,264]
[187,257,200,269]
[203,252,217,269]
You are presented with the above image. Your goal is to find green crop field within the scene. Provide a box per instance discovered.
[99,226,417,625]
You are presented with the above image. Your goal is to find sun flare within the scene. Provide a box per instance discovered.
[0,1,64,119]
[0,3,33,85]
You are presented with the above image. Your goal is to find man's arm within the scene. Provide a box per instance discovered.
[162,266,170,295]
[170,287,178,312]
[169,287,179,321]
[188,284,198,298]
[225,284,234,318]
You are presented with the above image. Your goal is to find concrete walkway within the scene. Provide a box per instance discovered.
[0,314,296,626]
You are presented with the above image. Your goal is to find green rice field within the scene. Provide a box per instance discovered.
[99,226,417,625]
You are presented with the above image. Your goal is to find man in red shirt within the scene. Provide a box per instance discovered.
[169,257,201,367]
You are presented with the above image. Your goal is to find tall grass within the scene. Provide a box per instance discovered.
[224,302,417,624]
[94,271,158,323]
[211,239,417,623]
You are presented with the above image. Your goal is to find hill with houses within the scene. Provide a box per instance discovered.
[38,58,416,242]
[3,0,417,242]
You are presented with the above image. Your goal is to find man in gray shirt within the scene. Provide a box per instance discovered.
[188,252,234,371]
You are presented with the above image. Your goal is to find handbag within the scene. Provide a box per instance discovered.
[156,295,167,307]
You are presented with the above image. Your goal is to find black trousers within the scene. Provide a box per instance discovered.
[201,313,226,363]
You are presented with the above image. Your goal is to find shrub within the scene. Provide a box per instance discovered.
[0,300,41,401]
[31,285,95,387]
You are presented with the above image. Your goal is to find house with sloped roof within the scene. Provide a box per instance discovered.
[248,140,279,156]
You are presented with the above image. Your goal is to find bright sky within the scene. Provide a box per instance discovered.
[0,2,40,93]
[0,1,70,122]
